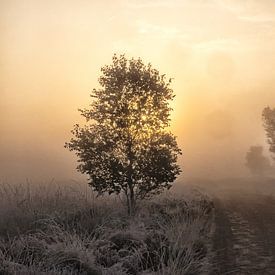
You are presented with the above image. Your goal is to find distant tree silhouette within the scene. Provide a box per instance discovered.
[263,107,275,159]
[245,146,271,176]
[65,54,182,215]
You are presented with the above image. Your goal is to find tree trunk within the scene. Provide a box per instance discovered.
[126,140,135,215]
[125,191,131,215]
[129,184,135,216]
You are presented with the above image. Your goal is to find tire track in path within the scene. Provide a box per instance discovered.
[212,192,275,274]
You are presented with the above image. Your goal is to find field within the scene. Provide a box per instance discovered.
[0,181,214,275]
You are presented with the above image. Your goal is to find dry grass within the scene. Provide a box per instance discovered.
[0,180,214,274]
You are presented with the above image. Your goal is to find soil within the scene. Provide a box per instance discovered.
[212,190,275,274]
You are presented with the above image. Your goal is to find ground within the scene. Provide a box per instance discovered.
[1,178,275,274]
[197,177,275,275]
[213,191,275,274]
[0,182,214,275]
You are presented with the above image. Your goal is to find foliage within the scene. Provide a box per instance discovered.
[245,146,271,176]
[65,54,182,214]
[263,107,275,158]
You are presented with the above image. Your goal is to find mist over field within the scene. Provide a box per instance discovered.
[2,1,275,274]
[1,0,275,182]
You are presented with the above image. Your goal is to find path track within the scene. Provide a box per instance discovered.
[212,192,275,274]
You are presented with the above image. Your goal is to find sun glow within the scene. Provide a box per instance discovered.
[141,115,147,121]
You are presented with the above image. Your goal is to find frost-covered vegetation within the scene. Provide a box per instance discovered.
[0,181,214,274]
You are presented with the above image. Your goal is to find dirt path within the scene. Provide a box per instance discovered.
[212,191,275,274]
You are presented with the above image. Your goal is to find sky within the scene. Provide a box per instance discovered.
[1,0,275,182]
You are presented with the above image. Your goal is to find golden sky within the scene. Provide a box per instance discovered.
[1,0,275,181]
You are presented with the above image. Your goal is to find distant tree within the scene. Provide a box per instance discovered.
[245,145,271,176]
[65,54,182,215]
[263,107,275,159]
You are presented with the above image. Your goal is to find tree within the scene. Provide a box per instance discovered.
[245,145,271,176]
[263,107,275,159]
[65,54,182,215]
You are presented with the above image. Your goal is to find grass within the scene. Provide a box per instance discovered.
[0,180,214,274]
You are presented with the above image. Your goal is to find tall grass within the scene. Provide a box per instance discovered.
[0,180,214,274]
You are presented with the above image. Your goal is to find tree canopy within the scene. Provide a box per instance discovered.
[245,145,271,176]
[65,54,182,214]
[263,107,275,158]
